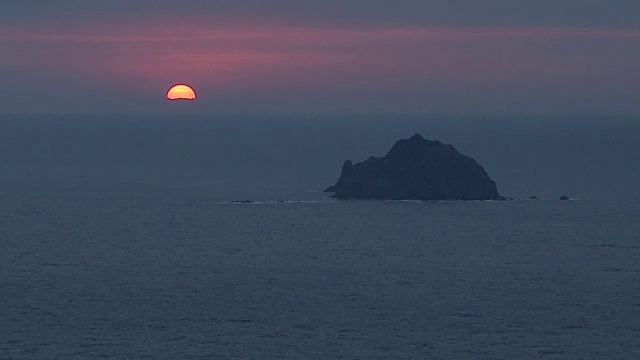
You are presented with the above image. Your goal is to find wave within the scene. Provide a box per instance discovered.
[221,200,338,205]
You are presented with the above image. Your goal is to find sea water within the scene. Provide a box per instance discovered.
[1,115,639,358]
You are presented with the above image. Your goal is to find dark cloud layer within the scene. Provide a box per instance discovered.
[3,0,640,27]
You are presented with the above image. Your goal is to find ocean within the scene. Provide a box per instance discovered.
[1,114,639,358]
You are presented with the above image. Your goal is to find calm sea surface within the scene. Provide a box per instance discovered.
[1,115,639,358]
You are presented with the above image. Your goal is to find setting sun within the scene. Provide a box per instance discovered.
[166,84,196,100]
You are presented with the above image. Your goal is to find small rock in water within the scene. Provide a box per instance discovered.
[559,196,570,201]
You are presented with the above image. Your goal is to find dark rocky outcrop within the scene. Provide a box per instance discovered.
[559,196,570,201]
[528,196,540,200]
[325,134,502,201]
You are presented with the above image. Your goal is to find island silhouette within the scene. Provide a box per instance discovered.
[325,133,503,201]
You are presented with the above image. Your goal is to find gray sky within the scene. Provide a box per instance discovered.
[1,1,639,114]
[4,1,640,26]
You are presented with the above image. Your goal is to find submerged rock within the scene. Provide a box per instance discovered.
[559,196,570,201]
[528,196,540,200]
[325,133,501,201]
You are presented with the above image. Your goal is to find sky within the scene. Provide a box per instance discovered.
[1,1,639,115]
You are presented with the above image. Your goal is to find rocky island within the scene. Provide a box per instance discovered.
[325,134,502,201]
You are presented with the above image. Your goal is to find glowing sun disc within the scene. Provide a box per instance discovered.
[167,84,196,100]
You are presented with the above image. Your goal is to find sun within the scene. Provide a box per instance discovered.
[166,84,196,100]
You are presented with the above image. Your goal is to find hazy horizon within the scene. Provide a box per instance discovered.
[2,113,639,203]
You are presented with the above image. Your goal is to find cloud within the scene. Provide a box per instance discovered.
[3,20,638,81]
[4,21,640,44]
[1,18,639,114]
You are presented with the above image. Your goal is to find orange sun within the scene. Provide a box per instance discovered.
[166,84,196,100]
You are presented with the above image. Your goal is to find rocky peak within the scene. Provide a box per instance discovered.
[325,134,501,201]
